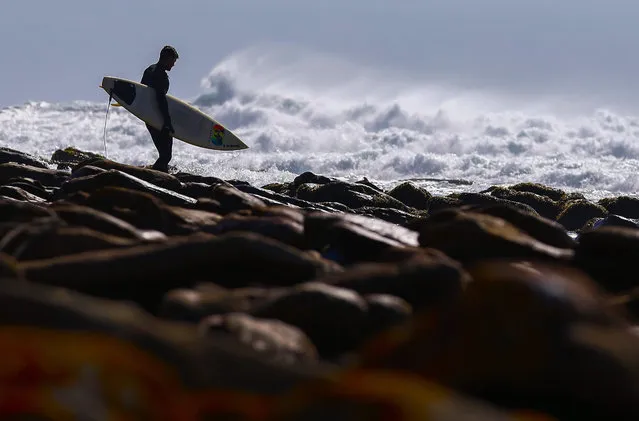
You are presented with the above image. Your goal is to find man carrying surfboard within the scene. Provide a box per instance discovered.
[141,45,179,172]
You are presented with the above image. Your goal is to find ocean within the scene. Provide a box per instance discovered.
[2,44,639,202]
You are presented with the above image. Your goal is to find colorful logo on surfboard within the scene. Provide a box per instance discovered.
[210,124,225,145]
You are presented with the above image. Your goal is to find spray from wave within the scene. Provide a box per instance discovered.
[1,43,639,199]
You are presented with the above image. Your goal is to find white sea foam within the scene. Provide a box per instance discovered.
[1,43,639,200]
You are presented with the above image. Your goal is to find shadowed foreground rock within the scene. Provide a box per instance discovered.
[1,145,638,420]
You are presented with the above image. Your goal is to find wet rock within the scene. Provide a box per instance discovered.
[574,226,639,293]
[363,294,412,335]
[0,162,69,188]
[0,185,47,203]
[58,169,196,207]
[387,182,432,211]
[236,184,340,213]
[251,282,370,360]
[557,199,608,231]
[0,221,138,261]
[0,253,21,279]
[82,186,176,234]
[463,205,577,249]
[456,192,539,215]
[173,172,231,187]
[4,178,53,200]
[293,172,337,186]
[488,187,562,220]
[389,261,639,420]
[207,184,267,214]
[296,181,411,212]
[508,182,568,202]
[205,214,305,249]
[418,210,574,264]
[355,177,383,193]
[0,146,49,169]
[198,312,319,365]
[584,214,639,231]
[161,206,222,234]
[598,196,639,219]
[305,212,420,264]
[19,232,342,313]
[159,286,284,322]
[51,147,104,170]
[49,203,167,241]
[428,195,464,214]
[70,164,107,179]
[312,251,469,312]
[0,279,320,394]
[350,206,421,226]
[0,198,55,222]
[73,158,183,191]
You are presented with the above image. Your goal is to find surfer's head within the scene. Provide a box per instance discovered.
[159,45,179,71]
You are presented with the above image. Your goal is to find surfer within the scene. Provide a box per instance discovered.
[141,45,179,172]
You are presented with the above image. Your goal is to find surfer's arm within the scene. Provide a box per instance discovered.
[153,71,173,130]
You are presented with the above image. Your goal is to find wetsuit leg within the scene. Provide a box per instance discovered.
[146,124,173,172]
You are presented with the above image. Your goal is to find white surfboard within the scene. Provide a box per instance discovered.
[100,76,249,151]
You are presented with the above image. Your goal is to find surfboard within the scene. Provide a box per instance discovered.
[100,76,249,151]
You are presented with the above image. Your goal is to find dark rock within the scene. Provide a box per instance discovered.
[4,178,53,200]
[387,182,432,211]
[0,146,49,169]
[312,251,470,312]
[350,206,421,226]
[251,282,369,360]
[70,164,107,179]
[50,203,167,241]
[173,172,231,186]
[585,214,639,231]
[19,232,342,313]
[235,184,339,212]
[418,210,574,264]
[463,205,577,249]
[0,253,21,279]
[557,200,608,231]
[0,221,138,261]
[208,184,267,215]
[488,187,562,220]
[296,181,411,212]
[0,279,321,394]
[73,158,183,191]
[0,162,69,188]
[51,147,104,170]
[198,312,319,365]
[598,196,639,219]
[159,286,284,322]
[363,294,413,337]
[0,198,55,222]
[456,192,539,215]
[508,182,568,202]
[205,214,305,249]
[305,212,420,264]
[293,172,337,186]
[373,261,639,421]
[82,186,177,234]
[574,226,639,293]
[58,170,196,207]
[428,195,464,214]
[0,185,47,203]
[356,177,384,193]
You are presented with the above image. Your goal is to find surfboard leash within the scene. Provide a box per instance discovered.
[102,89,113,159]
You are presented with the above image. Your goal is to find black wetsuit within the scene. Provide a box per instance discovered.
[141,63,173,171]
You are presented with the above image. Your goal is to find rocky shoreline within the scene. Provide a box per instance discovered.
[1,145,639,420]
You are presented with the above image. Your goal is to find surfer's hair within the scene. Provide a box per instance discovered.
[160,45,179,59]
